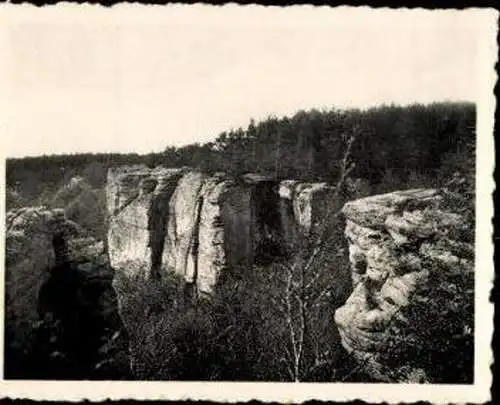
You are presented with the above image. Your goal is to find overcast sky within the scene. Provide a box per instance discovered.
[0,5,494,157]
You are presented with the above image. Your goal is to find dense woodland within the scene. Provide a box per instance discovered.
[7,101,475,208]
[5,101,476,382]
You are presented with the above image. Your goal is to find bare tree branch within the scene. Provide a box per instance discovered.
[280,129,359,382]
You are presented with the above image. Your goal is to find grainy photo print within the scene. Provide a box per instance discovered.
[0,4,496,403]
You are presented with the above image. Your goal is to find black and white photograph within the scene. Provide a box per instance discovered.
[0,4,496,403]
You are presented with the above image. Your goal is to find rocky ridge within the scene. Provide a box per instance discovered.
[106,166,339,377]
[107,165,336,295]
[5,175,474,381]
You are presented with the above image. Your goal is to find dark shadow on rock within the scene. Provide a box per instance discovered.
[5,248,132,380]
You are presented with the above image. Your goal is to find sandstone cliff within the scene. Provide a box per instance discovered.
[107,166,340,295]
[107,167,255,294]
[107,166,186,279]
[334,188,474,380]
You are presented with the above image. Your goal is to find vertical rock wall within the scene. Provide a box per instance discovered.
[107,167,185,279]
[148,171,185,279]
[107,167,262,295]
[162,171,207,284]
[107,167,341,295]
[197,174,247,293]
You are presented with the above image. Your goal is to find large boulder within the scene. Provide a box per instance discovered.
[334,189,474,380]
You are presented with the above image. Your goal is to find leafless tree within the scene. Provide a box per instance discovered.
[277,130,358,382]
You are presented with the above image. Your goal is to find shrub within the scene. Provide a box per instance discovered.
[115,247,353,382]
[379,258,474,383]
[4,256,130,380]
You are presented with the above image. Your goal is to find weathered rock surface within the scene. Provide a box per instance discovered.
[5,206,129,379]
[108,167,296,294]
[107,167,186,279]
[107,167,342,295]
[108,167,272,375]
[5,207,83,327]
[166,172,254,293]
[279,180,337,249]
[106,166,342,375]
[334,188,474,376]
[52,176,107,239]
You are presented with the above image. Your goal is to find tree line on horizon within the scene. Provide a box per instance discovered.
[5,101,476,383]
[6,101,475,206]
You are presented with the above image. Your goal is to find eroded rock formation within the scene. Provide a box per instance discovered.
[107,166,341,296]
[107,166,185,279]
[5,207,129,379]
[279,180,337,250]
[107,167,256,293]
[6,207,82,327]
[52,176,107,239]
[334,188,474,379]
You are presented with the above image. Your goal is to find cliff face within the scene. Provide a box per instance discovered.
[107,166,340,295]
[334,189,474,379]
[107,166,186,279]
[7,172,473,381]
[107,167,344,377]
[107,167,254,294]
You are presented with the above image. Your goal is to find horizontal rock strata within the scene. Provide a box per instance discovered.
[334,188,474,377]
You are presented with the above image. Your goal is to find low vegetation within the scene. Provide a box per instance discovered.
[5,101,476,381]
[4,259,130,380]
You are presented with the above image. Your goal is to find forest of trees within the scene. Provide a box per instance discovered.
[5,101,476,382]
[6,101,475,209]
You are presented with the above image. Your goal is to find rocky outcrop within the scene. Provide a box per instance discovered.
[279,180,337,249]
[6,207,82,327]
[334,189,474,377]
[52,176,107,239]
[5,206,129,379]
[107,167,343,295]
[165,172,257,292]
[108,167,290,295]
[107,166,186,279]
